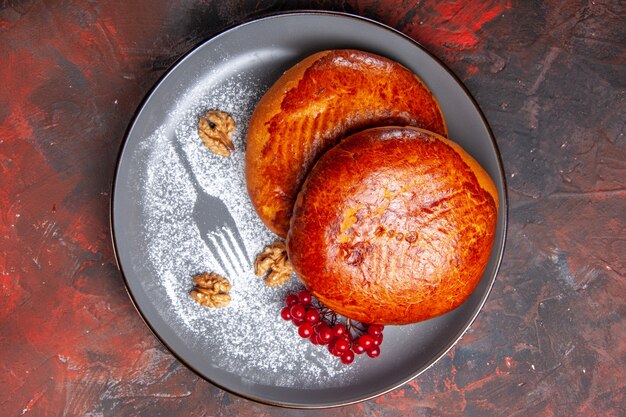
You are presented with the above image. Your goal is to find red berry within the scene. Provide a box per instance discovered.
[341,350,355,365]
[358,335,374,349]
[317,325,334,344]
[297,290,312,305]
[286,294,298,306]
[367,346,381,358]
[292,317,305,326]
[310,333,320,345]
[352,342,366,355]
[280,306,292,320]
[333,338,350,353]
[305,308,320,324]
[368,324,384,336]
[298,322,313,338]
[372,333,383,347]
[328,344,341,356]
[290,303,305,320]
[332,324,346,338]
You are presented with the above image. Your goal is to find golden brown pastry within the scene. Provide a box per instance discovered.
[286,127,498,325]
[246,49,447,238]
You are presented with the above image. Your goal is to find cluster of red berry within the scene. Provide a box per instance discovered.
[280,290,384,365]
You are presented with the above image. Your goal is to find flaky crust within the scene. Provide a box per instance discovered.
[286,127,498,325]
[246,49,447,237]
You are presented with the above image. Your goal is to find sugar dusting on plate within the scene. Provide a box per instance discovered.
[134,70,356,388]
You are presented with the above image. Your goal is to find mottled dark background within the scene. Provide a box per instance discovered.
[1,0,624,416]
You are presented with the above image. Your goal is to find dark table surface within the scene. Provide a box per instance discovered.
[1,1,624,416]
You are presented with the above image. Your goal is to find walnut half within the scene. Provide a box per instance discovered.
[190,272,232,308]
[198,110,236,157]
[254,241,293,287]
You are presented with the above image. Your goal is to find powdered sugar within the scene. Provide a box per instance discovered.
[133,70,356,387]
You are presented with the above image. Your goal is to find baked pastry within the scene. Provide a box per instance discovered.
[286,127,498,325]
[246,49,447,238]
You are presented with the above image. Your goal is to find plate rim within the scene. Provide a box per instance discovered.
[110,9,509,409]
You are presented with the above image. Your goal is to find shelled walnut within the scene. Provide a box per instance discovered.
[189,272,232,308]
[254,240,293,287]
[198,110,236,157]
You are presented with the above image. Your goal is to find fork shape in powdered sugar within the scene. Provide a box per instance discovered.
[171,136,251,277]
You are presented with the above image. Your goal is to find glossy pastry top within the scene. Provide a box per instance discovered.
[287,127,498,325]
[246,49,447,237]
